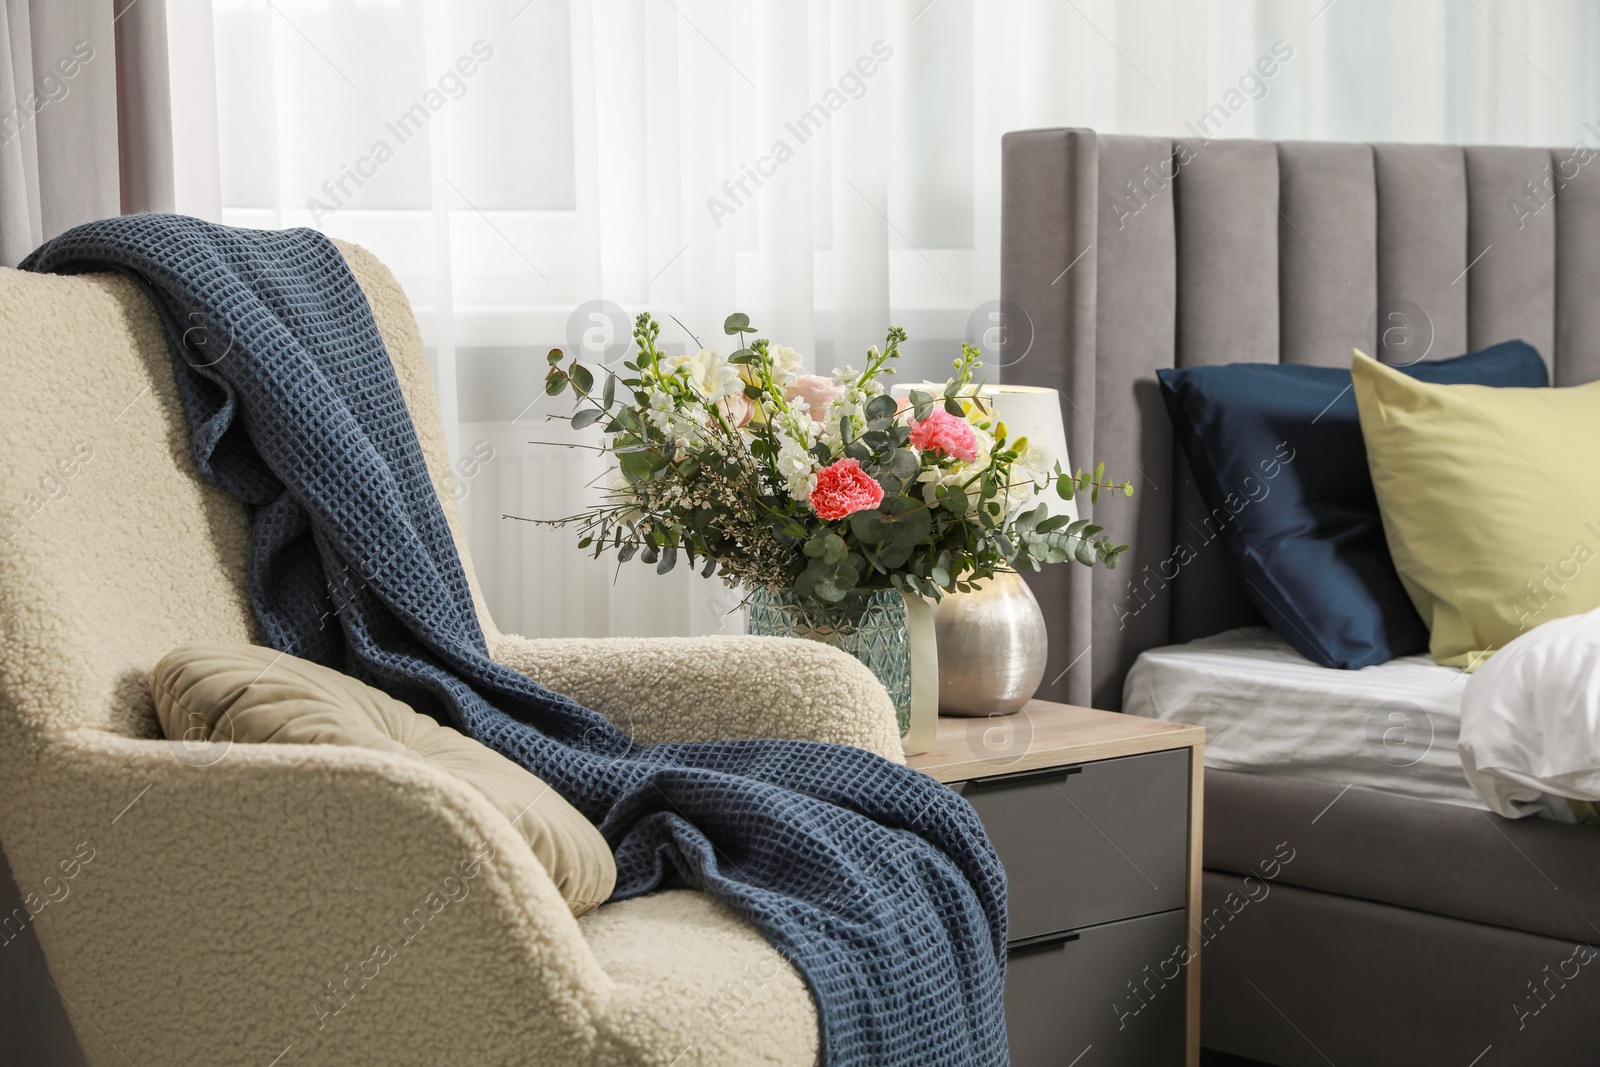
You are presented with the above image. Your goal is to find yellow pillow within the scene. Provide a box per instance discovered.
[151,643,616,914]
[1352,351,1600,668]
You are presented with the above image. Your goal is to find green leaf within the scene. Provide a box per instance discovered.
[944,397,964,417]
[723,312,751,334]
[862,429,892,452]
[1056,472,1073,499]
[657,544,678,575]
[864,394,897,421]
[839,416,856,446]
[619,450,654,483]
[617,543,638,563]
[883,505,932,547]
[885,449,919,479]
[850,508,890,544]
[804,530,841,559]
[571,363,595,393]
[794,564,819,600]
[1124,483,1135,497]
[602,372,616,409]
[546,348,564,364]
[572,408,604,429]
[874,540,913,569]
[545,369,568,395]
[815,577,848,602]
[1094,460,1105,483]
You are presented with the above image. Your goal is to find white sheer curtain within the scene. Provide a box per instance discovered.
[211,0,1600,640]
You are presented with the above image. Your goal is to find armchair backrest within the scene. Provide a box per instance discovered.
[0,240,494,750]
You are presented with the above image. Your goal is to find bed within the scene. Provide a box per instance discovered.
[1124,626,1488,810]
[1000,128,1600,1065]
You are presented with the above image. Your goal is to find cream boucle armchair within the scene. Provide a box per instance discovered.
[0,244,903,1066]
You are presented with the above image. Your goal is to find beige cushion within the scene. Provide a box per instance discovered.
[150,643,616,915]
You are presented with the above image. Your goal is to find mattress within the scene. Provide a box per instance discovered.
[1123,627,1486,810]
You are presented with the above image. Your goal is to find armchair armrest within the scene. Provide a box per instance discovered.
[3,729,612,1066]
[489,633,905,763]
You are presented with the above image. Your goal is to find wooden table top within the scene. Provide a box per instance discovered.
[906,699,1205,784]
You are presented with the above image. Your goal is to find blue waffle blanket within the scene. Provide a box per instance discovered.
[25,216,1008,1066]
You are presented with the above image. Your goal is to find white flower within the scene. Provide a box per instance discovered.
[777,441,819,500]
[643,387,676,434]
[769,344,805,384]
[664,348,742,402]
[771,408,821,499]
[918,465,974,506]
[775,405,819,448]
[1011,437,1054,483]
[1002,437,1054,513]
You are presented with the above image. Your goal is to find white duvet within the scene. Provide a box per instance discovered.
[1460,605,1600,819]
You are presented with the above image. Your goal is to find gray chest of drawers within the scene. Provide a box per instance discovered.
[909,700,1205,1067]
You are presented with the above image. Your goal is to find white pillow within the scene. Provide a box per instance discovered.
[1459,606,1600,819]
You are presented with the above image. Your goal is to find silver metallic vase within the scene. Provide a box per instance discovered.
[931,571,1048,717]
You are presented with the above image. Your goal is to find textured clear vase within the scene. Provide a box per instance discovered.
[746,587,912,735]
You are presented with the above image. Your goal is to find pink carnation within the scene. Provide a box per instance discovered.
[809,458,884,520]
[909,407,979,463]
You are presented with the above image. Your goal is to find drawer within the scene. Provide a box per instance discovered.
[1006,908,1188,1067]
[956,748,1190,940]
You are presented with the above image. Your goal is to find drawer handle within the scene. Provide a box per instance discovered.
[966,764,1083,790]
[1007,929,1081,957]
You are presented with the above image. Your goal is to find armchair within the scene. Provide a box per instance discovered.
[0,244,899,1065]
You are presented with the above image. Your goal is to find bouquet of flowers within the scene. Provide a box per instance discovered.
[536,312,1129,604]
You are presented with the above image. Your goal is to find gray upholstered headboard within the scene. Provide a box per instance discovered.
[999,127,1600,711]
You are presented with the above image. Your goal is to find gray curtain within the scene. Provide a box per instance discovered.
[0,0,174,267]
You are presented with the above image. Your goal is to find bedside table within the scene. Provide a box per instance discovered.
[908,700,1204,1067]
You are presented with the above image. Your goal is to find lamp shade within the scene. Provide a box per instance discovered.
[889,382,1076,522]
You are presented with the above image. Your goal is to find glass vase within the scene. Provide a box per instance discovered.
[746,587,913,735]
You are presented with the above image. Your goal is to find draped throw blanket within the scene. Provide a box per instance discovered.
[24,216,1007,1066]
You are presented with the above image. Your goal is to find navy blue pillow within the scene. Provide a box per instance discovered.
[1157,341,1548,669]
